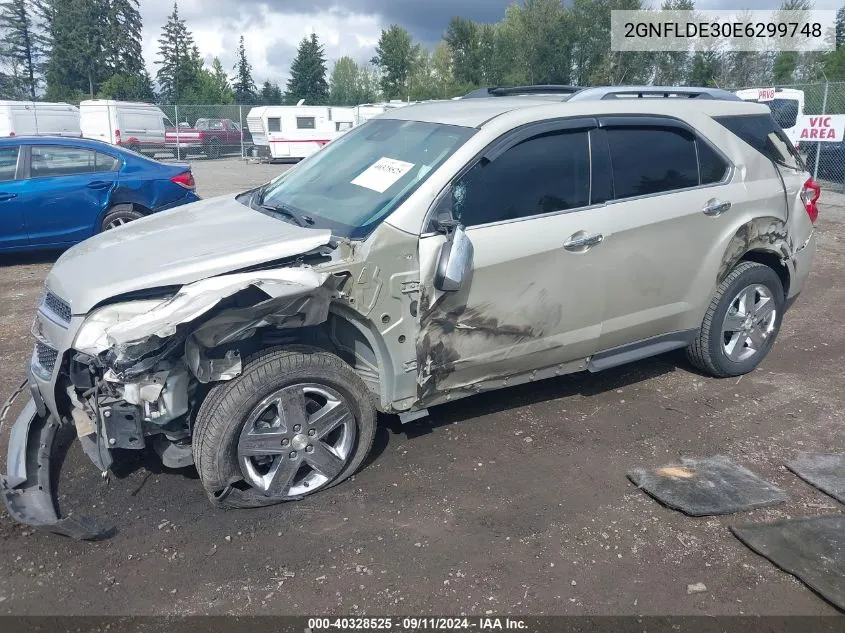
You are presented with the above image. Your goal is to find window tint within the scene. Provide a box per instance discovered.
[268,117,281,132]
[0,147,18,182]
[31,146,99,178]
[607,127,698,199]
[714,114,802,170]
[453,129,590,228]
[95,152,120,172]
[697,140,729,184]
[297,117,316,130]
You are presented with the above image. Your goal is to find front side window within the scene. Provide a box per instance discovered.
[297,117,316,130]
[268,118,281,132]
[255,118,475,238]
[453,129,591,228]
[30,146,98,178]
[0,146,19,182]
[606,127,698,199]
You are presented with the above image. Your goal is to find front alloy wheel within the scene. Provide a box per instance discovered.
[237,384,356,498]
[193,346,376,509]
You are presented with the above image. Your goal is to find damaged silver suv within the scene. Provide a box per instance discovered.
[2,86,819,538]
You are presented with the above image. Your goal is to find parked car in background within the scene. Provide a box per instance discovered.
[0,136,198,252]
[80,100,175,156]
[0,101,81,138]
[164,118,243,159]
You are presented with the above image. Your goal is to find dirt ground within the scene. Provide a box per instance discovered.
[0,157,843,616]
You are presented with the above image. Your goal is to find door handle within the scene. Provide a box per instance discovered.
[0,193,17,202]
[564,232,604,252]
[87,181,111,190]
[702,199,732,217]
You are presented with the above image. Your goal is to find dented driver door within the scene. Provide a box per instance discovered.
[416,123,610,401]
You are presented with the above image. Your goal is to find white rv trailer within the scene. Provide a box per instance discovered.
[246,105,355,160]
[0,101,81,137]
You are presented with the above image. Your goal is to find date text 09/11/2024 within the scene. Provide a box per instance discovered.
[307,617,529,631]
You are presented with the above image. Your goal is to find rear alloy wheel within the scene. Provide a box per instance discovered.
[101,205,144,232]
[193,346,376,509]
[207,139,222,160]
[687,261,785,377]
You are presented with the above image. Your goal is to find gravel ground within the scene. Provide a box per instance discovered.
[0,157,843,616]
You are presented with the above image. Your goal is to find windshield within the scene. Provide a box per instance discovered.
[253,118,476,238]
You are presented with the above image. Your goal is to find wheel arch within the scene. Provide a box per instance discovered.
[717,217,791,297]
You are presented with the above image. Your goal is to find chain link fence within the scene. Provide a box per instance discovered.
[730,82,845,190]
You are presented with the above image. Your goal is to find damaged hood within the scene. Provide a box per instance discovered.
[47,195,334,314]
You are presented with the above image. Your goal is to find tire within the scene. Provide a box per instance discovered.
[100,205,144,232]
[193,345,377,509]
[687,261,785,378]
[206,139,221,160]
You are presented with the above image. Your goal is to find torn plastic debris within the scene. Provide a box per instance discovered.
[1,399,112,540]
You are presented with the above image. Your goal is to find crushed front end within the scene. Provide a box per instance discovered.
[1,268,339,539]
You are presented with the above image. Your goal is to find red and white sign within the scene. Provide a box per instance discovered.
[797,115,845,142]
[757,87,776,102]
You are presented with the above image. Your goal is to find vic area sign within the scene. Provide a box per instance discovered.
[797,115,845,142]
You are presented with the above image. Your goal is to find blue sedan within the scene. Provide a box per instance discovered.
[0,136,200,252]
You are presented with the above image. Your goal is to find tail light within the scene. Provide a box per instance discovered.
[9,132,14,137]
[801,178,821,224]
[171,171,195,190]
[115,129,121,145]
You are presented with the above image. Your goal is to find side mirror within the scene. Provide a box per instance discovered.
[434,223,473,292]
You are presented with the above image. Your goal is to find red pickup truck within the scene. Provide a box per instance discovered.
[164,118,244,159]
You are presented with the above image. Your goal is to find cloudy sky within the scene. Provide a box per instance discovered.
[139,0,843,85]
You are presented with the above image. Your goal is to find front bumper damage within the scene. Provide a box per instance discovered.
[2,267,341,539]
[1,397,112,540]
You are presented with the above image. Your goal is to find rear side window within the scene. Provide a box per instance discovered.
[453,129,591,227]
[714,114,802,170]
[30,146,97,178]
[268,118,281,132]
[95,152,120,172]
[0,146,19,182]
[297,117,316,130]
[606,127,698,199]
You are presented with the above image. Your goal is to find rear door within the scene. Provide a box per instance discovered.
[21,144,120,246]
[589,118,737,353]
[0,145,28,249]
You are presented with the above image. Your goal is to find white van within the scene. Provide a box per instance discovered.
[735,87,805,148]
[80,100,174,155]
[0,101,81,137]
[246,105,355,160]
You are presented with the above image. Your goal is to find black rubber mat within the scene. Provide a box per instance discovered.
[732,516,845,612]
[786,453,845,505]
[628,455,787,516]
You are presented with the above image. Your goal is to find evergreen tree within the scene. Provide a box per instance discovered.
[231,35,256,103]
[44,0,109,100]
[259,79,282,104]
[210,57,234,103]
[0,0,43,98]
[371,25,417,99]
[104,0,144,77]
[155,1,201,102]
[285,33,329,104]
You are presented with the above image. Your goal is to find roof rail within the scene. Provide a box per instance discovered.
[568,86,740,102]
[462,85,582,99]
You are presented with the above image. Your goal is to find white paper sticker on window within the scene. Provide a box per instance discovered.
[351,157,415,193]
